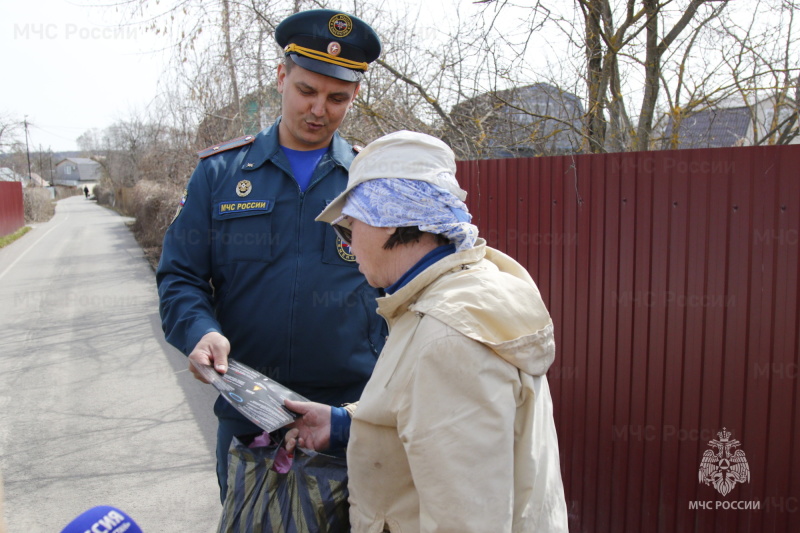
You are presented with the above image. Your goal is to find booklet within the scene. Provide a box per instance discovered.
[191,358,309,433]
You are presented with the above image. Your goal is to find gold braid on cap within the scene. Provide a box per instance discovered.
[284,43,369,72]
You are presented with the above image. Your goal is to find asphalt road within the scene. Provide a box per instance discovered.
[0,196,221,532]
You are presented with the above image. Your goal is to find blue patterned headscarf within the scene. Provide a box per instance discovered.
[337,176,479,252]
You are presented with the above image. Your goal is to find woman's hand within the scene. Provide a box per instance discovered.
[284,399,332,454]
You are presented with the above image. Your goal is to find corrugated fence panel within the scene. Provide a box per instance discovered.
[626,150,654,531]
[455,145,800,533]
[0,181,25,237]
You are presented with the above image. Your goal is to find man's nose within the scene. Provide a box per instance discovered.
[309,96,326,117]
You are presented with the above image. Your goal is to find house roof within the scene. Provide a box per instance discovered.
[665,107,752,148]
[56,157,100,166]
[495,82,585,111]
[0,167,23,182]
[454,82,584,116]
[451,82,585,157]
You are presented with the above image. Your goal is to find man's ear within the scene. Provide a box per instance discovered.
[276,63,287,94]
[351,82,361,104]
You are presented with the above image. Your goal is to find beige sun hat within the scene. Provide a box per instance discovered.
[316,130,466,224]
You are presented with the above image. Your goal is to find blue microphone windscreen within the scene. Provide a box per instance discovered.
[60,505,143,533]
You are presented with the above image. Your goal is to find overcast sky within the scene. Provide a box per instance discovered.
[2,0,168,153]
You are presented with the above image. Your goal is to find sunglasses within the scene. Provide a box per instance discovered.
[332,217,352,245]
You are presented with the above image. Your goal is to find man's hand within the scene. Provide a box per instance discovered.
[188,332,231,383]
[284,400,332,453]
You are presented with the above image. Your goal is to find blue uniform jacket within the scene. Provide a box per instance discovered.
[156,119,385,417]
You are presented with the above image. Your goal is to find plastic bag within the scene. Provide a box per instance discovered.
[218,435,350,533]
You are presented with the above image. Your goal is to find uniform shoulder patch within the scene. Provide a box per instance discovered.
[198,135,257,159]
[170,188,188,225]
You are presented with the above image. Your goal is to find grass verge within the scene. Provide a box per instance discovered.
[0,226,32,249]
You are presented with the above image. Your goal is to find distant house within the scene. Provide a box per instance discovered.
[54,158,101,187]
[450,82,585,158]
[663,98,799,149]
[0,168,50,187]
[196,90,282,148]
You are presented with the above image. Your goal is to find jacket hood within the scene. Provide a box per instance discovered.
[377,240,555,376]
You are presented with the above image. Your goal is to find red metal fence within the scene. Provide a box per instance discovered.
[0,182,24,237]
[456,145,799,533]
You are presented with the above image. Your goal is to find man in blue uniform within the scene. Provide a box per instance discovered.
[156,9,385,503]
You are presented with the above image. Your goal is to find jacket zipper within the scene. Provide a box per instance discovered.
[286,156,334,379]
[288,186,309,379]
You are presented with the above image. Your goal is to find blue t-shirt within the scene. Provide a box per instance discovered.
[281,146,329,192]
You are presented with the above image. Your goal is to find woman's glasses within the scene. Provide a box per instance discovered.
[332,217,352,245]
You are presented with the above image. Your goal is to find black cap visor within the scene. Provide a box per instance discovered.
[290,54,363,83]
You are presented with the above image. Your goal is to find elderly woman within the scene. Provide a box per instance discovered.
[286,131,568,532]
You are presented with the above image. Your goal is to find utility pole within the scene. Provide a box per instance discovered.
[23,116,33,186]
[37,144,44,187]
[48,147,54,186]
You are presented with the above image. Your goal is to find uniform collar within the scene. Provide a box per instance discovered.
[241,117,356,172]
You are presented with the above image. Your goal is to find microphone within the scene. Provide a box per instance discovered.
[60,505,143,533]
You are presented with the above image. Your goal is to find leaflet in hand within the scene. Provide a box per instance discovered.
[191,358,308,433]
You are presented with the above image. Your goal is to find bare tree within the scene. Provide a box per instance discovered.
[0,112,22,153]
[716,0,800,145]
[108,0,523,158]
[101,0,799,166]
[466,1,742,152]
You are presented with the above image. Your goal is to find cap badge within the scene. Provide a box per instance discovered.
[327,41,341,56]
[236,180,252,197]
[329,14,353,38]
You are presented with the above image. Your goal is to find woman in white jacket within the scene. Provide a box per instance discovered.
[286,130,568,533]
